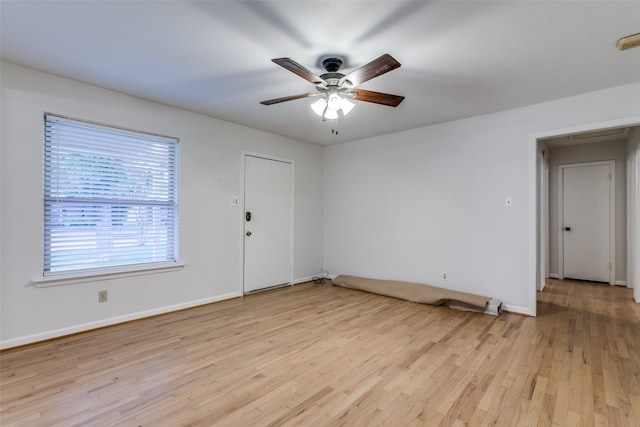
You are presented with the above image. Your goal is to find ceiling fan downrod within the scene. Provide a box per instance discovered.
[321,57,343,73]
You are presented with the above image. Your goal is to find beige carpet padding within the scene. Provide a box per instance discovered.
[332,275,503,315]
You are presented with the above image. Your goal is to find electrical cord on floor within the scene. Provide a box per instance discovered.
[312,268,329,284]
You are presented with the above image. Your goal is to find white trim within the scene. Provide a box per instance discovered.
[33,262,185,287]
[545,275,623,286]
[538,148,548,292]
[241,152,295,295]
[242,151,293,165]
[558,161,615,284]
[544,150,550,282]
[290,162,296,287]
[502,304,529,316]
[293,275,335,284]
[635,144,640,303]
[531,117,640,142]
[0,291,241,350]
[238,153,247,295]
[528,135,538,316]
[627,156,634,289]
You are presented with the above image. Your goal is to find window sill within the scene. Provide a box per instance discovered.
[32,262,185,288]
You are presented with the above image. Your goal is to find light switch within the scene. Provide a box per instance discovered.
[505,197,513,207]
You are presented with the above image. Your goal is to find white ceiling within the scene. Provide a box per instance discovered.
[1,1,639,146]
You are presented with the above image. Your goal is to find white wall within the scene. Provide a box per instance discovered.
[0,62,324,348]
[324,82,640,314]
[547,140,628,283]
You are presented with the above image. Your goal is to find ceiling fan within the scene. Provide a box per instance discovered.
[260,54,405,123]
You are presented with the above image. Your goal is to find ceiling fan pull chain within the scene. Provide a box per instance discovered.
[332,118,339,135]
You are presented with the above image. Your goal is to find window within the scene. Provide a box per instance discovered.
[43,114,179,276]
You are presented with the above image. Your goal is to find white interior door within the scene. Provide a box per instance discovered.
[561,162,613,283]
[243,155,293,293]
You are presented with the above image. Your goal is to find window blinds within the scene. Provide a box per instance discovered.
[43,114,179,275]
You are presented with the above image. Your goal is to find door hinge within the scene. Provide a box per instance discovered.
[608,173,612,180]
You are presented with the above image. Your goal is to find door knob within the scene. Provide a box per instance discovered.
[564,227,571,231]
[246,231,252,236]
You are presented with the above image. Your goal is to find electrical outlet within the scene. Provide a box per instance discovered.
[98,290,108,303]
[230,196,239,207]
[443,272,448,280]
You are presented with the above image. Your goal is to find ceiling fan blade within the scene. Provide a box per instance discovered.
[351,89,404,107]
[260,93,311,105]
[272,58,326,85]
[340,54,401,87]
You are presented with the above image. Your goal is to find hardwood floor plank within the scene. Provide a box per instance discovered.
[1,278,639,426]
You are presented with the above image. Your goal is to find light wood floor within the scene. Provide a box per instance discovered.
[1,279,639,426]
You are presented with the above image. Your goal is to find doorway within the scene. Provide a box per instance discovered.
[243,154,294,294]
[558,161,614,284]
[529,119,640,316]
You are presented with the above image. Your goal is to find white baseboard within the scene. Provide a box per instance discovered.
[544,274,625,287]
[293,274,336,284]
[502,304,531,316]
[0,291,241,350]
[1,282,534,348]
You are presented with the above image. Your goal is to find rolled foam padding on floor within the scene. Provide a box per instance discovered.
[332,275,503,315]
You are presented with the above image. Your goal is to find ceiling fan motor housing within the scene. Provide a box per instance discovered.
[322,57,343,72]
[319,57,350,88]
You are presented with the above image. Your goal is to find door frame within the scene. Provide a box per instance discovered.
[557,160,615,284]
[240,151,295,295]
[528,115,640,316]
[538,149,549,292]
[627,155,635,290]
[635,145,640,303]
[629,145,640,303]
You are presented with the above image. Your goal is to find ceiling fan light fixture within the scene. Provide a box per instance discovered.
[341,98,355,116]
[311,98,327,116]
[262,53,403,131]
[311,94,355,119]
[324,108,339,120]
[327,92,343,111]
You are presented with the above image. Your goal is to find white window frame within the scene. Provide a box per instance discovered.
[36,114,181,286]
